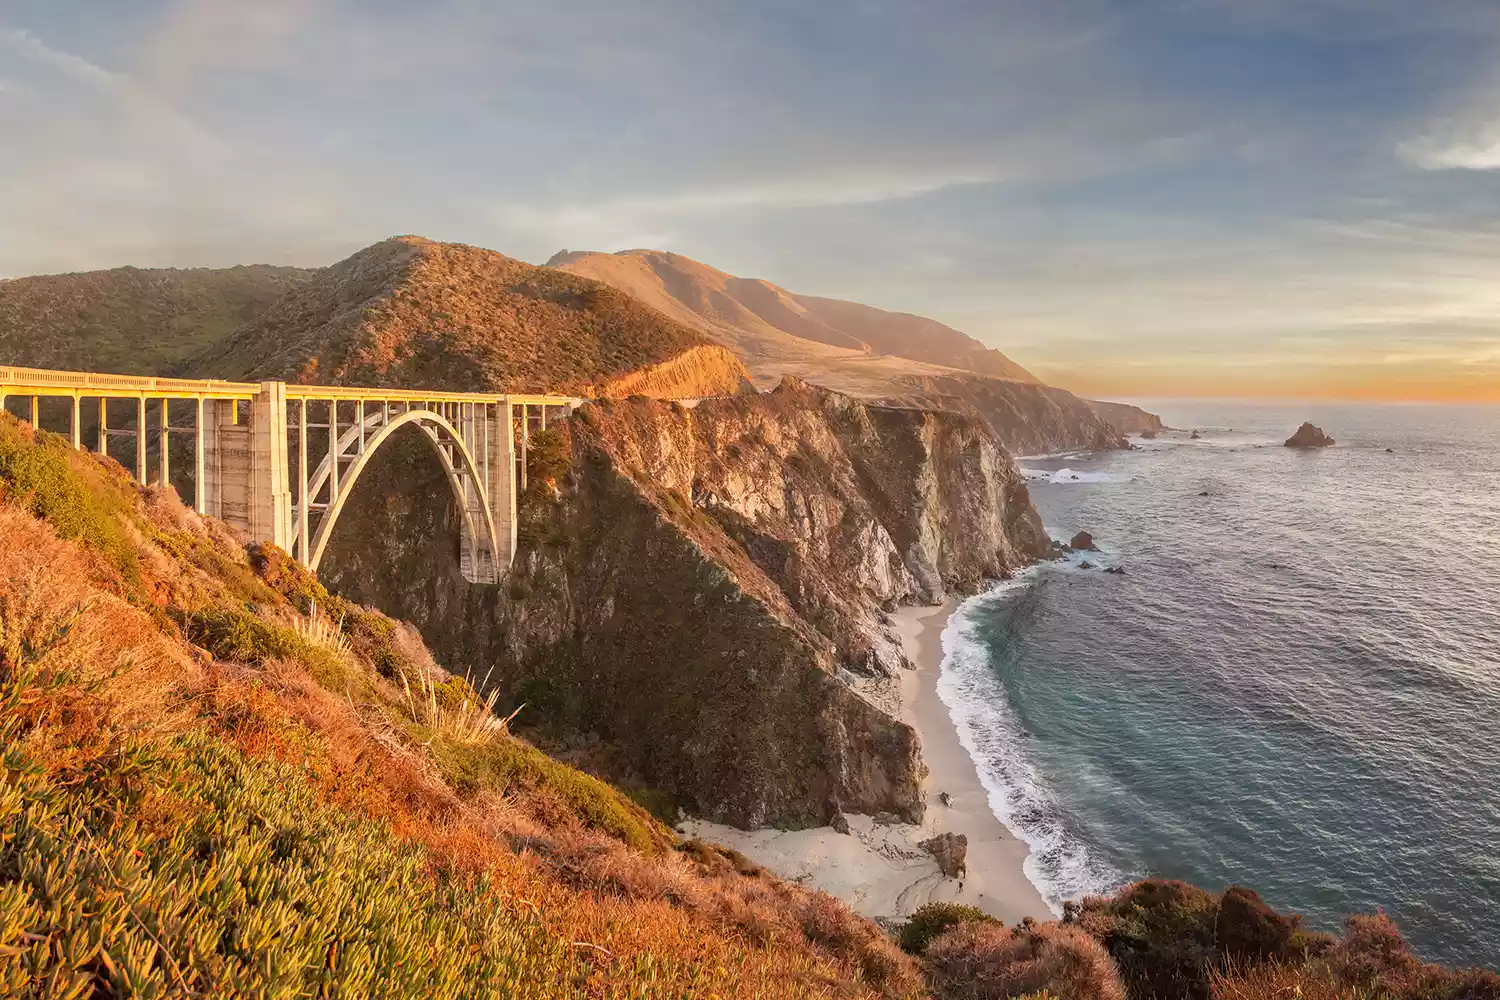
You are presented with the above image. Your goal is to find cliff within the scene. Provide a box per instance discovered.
[318,378,1051,828]
[187,237,749,397]
[1086,398,1165,435]
[883,371,1128,455]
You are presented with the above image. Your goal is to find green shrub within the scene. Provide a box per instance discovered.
[424,733,673,855]
[155,529,280,605]
[526,426,571,484]
[898,901,1001,954]
[182,606,357,693]
[0,712,581,997]
[0,414,139,583]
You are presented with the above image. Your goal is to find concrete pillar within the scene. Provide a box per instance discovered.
[297,398,309,562]
[248,382,291,550]
[194,397,207,515]
[490,399,517,575]
[135,397,147,482]
[71,395,81,450]
[158,398,170,487]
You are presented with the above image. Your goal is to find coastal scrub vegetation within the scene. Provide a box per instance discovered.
[0,413,922,998]
[1,409,1493,999]
[904,881,1499,1000]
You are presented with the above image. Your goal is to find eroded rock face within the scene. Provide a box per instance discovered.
[921,832,969,878]
[320,379,1051,828]
[1285,422,1335,448]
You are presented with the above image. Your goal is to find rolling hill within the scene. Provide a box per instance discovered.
[0,263,312,374]
[190,237,748,397]
[547,248,1148,452]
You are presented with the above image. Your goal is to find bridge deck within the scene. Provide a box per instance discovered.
[1,364,581,407]
[1,364,584,583]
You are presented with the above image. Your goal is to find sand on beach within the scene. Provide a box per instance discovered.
[677,601,1054,924]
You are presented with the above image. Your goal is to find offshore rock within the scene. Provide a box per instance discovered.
[1285,422,1335,448]
[1070,531,1099,552]
[319,378,1051,829]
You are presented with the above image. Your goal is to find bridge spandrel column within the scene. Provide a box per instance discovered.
[202,398,251,535]
[487,400,517,578]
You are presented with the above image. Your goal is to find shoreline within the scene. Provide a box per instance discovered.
[677,599,1052,924]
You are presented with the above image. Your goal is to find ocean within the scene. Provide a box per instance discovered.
[940,400,1500,967]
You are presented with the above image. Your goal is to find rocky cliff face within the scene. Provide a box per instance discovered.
[883,372,1128,455]
[1086,399,1164,436]
[318,379,1051,828]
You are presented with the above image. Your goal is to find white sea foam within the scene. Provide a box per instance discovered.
[936,573,1128,909]
[1021,467,1133,484]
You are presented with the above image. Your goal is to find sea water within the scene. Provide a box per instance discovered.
[942,400,1500,967]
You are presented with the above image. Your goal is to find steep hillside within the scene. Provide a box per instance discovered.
[1087,397,1166,435]
[548,248,1038,383]
[794,294,1040,382]
[190,237,748,397]
[548,248,1140,453]
[0,411,923,998]
[0,263,311,373]
[318,379,1052,828]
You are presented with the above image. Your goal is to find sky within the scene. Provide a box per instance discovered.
[4,1,1500,400]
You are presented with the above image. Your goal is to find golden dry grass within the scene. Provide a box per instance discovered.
[0,427,923,999]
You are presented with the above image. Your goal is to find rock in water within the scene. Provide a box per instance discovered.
[921,833,969,878]
[1285,422,1335,448]
[1070,531,1099,551]
[1190,429,1202,440]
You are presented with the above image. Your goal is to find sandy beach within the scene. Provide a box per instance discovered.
[678,601,1053,924]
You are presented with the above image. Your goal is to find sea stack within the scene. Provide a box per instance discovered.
[1285,422,1335,448]
[1070,531,1099,551]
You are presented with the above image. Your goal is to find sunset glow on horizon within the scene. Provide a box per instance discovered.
[5,1,1500,401]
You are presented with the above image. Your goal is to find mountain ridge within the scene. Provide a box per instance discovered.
[186,236,748,397]
[546,247,1042,384]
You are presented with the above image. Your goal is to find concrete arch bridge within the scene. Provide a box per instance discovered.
[0,365,581,583]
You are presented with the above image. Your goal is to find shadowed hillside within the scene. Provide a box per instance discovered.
[189,237,748,397]
[0,263,312,374]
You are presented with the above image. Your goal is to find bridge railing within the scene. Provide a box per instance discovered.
[0,365,584,582]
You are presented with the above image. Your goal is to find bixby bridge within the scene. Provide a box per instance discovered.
[0,365,581,583]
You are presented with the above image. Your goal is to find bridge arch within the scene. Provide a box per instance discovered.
[302,408,502,579]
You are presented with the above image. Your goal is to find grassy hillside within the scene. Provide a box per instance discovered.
[0,264,312,374]
[189,237,747,396]
[0,412,917,998]
[547,249,1040,384]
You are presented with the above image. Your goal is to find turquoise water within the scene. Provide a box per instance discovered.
[942,401,1500,967]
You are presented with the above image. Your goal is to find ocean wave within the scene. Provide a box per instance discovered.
[937,581,1128,909]
[1021,467,1133,484]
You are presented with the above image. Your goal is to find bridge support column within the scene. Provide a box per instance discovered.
[200,384,291,550]
[249,381,292,551]
[457,400,516,584]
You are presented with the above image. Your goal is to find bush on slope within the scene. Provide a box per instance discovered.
[0,411,921,999]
